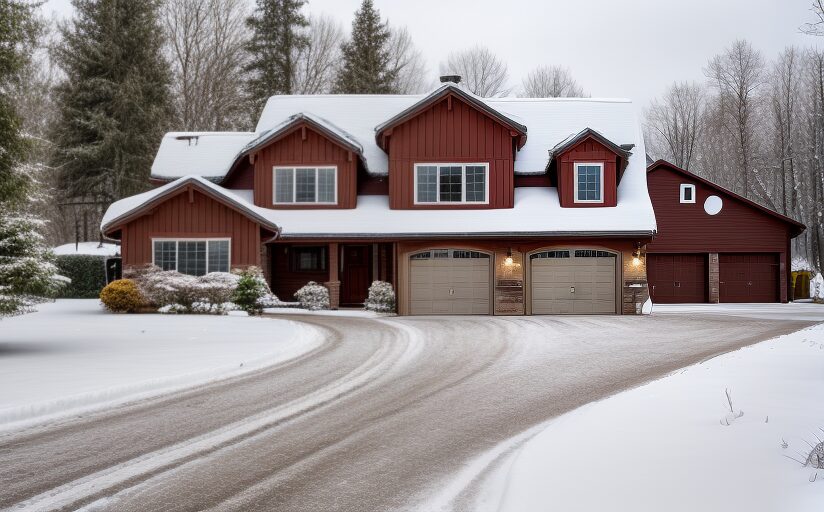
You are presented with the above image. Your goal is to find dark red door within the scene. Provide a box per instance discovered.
[341,245,372,305]
[647,253,708,303]
[719,253,779,303]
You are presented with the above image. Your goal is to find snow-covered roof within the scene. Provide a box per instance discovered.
[101,175,279,234]
[103,171,656,238]
[244,112,363,158]
[53,242,120,257]
[151,132,257,181]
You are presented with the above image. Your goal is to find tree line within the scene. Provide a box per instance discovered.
[644,28,824,272]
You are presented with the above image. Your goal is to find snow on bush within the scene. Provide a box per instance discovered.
[126,265,241,313]
[99,279,145,313]
[158,303,187,314]
[812,273,824,302]
[364,280,396,312]
[294,281,329,310]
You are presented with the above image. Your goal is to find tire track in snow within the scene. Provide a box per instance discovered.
[6,319,423,512]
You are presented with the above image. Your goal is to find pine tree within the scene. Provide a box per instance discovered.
[245,0,309,120]
[0,1,64,316]
[51,0,172,209]
[334,0,397,94]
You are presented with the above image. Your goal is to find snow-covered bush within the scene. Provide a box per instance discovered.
[294,281,330,310]
[158,303,187,314]
[100,279,145,313]
[257,293,287,308]
[129,265,241,313]
[232,269,266,315]
[190,301,239,314]
[364,280,396,312]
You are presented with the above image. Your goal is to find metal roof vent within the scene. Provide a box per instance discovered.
[439,75,462,84]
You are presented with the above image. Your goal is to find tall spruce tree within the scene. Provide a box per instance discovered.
[51,0,172,208]
[245,0,309,121]
[334,0,397,94]
[0,1,64,316]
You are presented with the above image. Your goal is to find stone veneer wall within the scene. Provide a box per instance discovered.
[622,247,649,315]
[708,253,720,303]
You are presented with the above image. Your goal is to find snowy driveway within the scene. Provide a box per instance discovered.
[0,305,821,511]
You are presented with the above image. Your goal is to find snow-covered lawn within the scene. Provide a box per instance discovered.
[0,300,322,431]
[495,322,824,512]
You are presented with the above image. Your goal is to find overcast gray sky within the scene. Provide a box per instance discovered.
[43,0,824,109]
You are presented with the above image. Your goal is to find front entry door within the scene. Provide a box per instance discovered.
[341,245,371,305]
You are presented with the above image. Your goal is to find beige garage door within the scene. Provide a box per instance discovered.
[531,249,617,314]
[409,249,491,315]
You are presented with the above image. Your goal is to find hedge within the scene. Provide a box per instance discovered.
[55,254,108,298]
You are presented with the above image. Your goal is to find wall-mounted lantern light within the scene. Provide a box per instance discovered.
[504,248,514,266]
[632,243,643,267]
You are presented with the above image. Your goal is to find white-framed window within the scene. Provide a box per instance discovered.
[413,163,489,204]
[680,183,696,203]
[151,238,231,276]
[273,166,337,204]
[573,162,604,203]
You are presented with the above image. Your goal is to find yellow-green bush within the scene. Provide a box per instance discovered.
[99,279,144,313]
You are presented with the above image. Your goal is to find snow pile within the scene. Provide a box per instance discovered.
[364,280,396,313]
[812,273,824,301]
[0,300,323,431]
[492,323,824,512]
[294,281,330,310]
[53,242,119,257]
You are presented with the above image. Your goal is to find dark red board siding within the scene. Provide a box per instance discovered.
[647,253,708,303]
[387,94,517,209]
[719,253,779,303]
[557,139,619,208]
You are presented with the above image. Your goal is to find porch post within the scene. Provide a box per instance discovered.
[325,243,340,310]
[708,253,720,303]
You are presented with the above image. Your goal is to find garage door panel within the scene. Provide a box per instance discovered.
[647,253,707,303]
[531,251,616,315]
[719,253,778,303]
[409,250,491,315]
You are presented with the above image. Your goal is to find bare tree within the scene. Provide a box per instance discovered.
[704,39,765,199]
[801,0,824,34]
[644,82,705,170]
[293,14,344,94]
[440,46,509,97]
[163,0,249,131]
[519,65,585,98]
[768,47,802,216]
[387,26,429,94]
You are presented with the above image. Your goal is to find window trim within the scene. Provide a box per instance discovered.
[413,163,490,205]
[272,166,338,205]
[680,183,696,203]
[151,237,232,274]
[289,245,328,273]
[573,162,605,204]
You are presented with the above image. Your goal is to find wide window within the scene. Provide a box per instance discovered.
[274,167,337,204]
[574,163,603,203]
[152,239,230,276]
[290,246,327,272]
[680,183,696,203]
[414,163,489,204]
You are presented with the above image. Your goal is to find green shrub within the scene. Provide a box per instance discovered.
[55,255,108,298]
[232,269,266,315]
[100,279,144,313]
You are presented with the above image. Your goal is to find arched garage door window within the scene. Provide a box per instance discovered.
[530,249,616,315]
[409,249,491,315]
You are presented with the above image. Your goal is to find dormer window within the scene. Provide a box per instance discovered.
[274,166,337,204]
[680,184,696,203]
[573,163,604,203]
[414,163,489,204]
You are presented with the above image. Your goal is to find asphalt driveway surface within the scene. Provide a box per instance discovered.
[0,306,820,511]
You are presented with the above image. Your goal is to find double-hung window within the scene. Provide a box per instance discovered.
[274,167,337,204]
[152,239,230,276]
[414,163,489,204]
[574,163,604,203]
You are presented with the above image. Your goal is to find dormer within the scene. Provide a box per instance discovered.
[374,84,527,209]
[234,113,364,209]
[548,128,633,208]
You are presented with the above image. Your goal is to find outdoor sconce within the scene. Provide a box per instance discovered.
[632,243,643,267]
[504,248,514,266]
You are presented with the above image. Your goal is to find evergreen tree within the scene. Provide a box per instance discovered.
[0,1,64,316]
[51,0,172,208]
[245,0,309,120]
[334,0,397,94]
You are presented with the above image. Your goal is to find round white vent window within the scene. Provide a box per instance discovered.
[704,195,723,215]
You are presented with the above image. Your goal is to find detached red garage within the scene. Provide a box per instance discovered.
[646,160,805,304]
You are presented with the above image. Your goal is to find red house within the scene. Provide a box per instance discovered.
[646,160,805,303]
[102,81,664,315]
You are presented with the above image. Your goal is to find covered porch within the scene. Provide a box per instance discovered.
[265,241,396,308]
